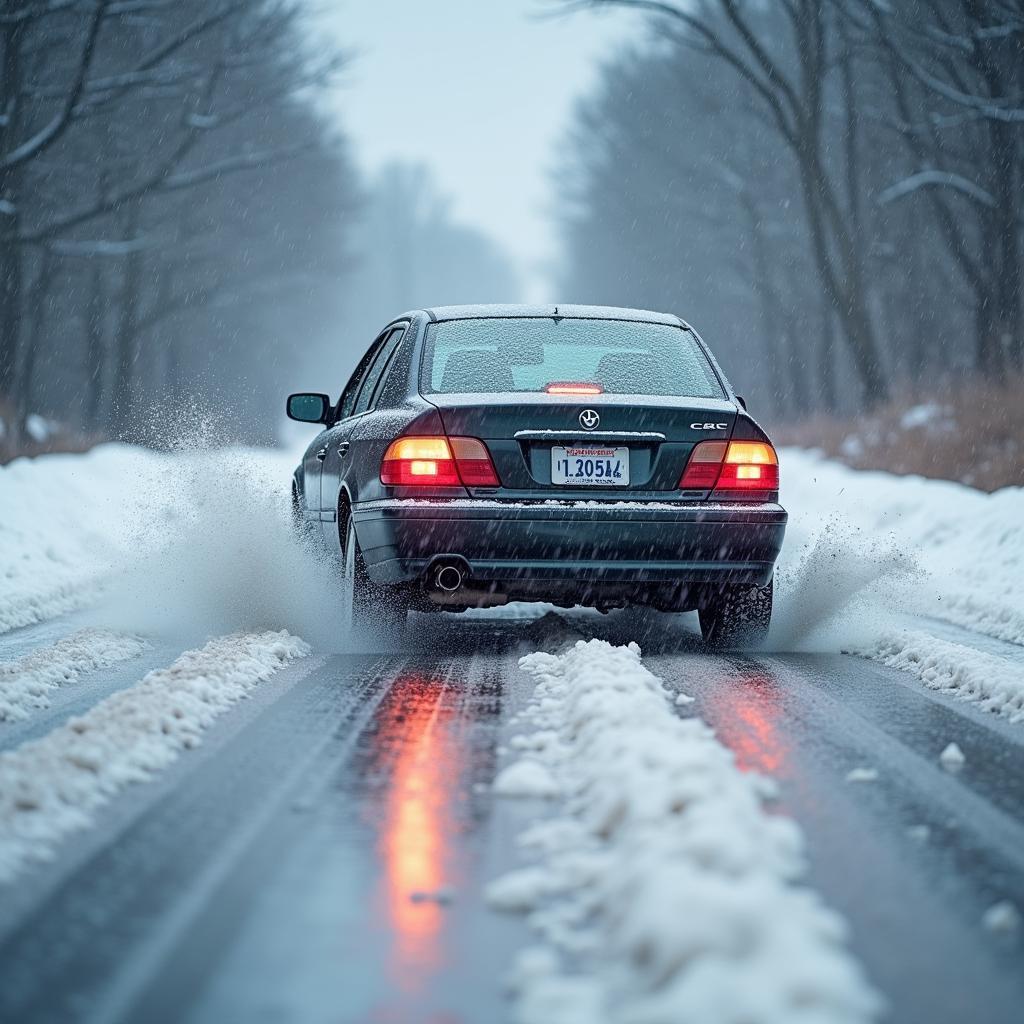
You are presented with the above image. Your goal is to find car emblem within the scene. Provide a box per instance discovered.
[579,409,600,430]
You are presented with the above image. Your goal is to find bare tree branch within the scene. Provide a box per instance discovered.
[1,0,109,168]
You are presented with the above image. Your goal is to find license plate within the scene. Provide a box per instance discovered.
[551,446,629,486]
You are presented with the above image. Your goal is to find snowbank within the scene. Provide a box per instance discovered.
[854,630,1024,724]
[0,444,166,631]
[489,640,880,1024]
[0,442,344,647]
[0,628,147,722]
[774,449,1024,649]
[0,630,309,882]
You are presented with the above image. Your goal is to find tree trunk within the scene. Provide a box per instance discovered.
[0,204,23,403]
[110,205,144,439]
[975,295,1006,382]
[990,120,1021,372]
[14,252,57,435]
[817,292,837,414]
[739,186,792,415]
[795,150,888,405]
[0,21,26,410]
[85,260,107,431]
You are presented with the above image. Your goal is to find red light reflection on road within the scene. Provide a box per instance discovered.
[707,673,789,776]
[369,674,464,1005]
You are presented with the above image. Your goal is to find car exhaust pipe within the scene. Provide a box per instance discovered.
[434,564,464,593]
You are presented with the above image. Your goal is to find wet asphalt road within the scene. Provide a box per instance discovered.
[1,611,1023,1023]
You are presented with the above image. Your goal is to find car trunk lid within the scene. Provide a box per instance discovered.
[427,393,738,498]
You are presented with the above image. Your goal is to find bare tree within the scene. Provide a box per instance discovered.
[862,0,1023,378]
[1,0,358,451]
[566,0,891,403]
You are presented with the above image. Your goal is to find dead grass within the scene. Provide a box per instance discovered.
[0,400,103,465]
[772,374,1024,492]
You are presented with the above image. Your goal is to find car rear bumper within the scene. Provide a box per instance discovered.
[352,498,787,589]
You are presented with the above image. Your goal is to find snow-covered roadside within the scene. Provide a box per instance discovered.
[854,630,1024,724]
[776,449,1024,648]
[0,445,167,631]
[3,442,1023,714]
[0,629,147,722]
[488,640,881,1024]
[0,442,343,647]
[0,630,309,882]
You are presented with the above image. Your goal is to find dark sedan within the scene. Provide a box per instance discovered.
[287,304,786,646]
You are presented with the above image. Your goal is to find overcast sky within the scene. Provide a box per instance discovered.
[311,0,644,300]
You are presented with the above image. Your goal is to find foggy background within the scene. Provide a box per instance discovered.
[1,0,1021,468]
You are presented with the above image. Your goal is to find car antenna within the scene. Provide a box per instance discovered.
[552,304,563,323]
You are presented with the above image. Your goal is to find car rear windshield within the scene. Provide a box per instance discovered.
[421,317,725,399]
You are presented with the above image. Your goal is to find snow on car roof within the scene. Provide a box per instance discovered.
[418,303,687,327]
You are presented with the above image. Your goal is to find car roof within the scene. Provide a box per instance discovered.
[410,304,687,327]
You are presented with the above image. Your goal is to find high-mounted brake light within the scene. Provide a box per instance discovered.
[679,440,778,494]
[545,382,604,395]
[381,435,499,488]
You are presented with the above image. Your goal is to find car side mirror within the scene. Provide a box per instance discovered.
[286,392,331,424]
[735,395,747,411]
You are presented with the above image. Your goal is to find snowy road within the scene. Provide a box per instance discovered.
[2,443,1024,1022]
[1,610,1023,1023]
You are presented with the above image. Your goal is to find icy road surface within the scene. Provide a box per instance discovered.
[0,613,1022,1022]
[0,443,1022,1022]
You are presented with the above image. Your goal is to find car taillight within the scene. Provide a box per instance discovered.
[545,382,604,395]
[679,440,728,489]
[679,440,778,493]
[718,441,779,490]
[381,437,460,486]
[449,437,500,486]
[381,435,499,488]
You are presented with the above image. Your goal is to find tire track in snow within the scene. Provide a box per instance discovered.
[0,628,147,723]
[852,629,1024,725]
[0,630,309,882]
[657,649,1024,1024]
[0,651,388,1024]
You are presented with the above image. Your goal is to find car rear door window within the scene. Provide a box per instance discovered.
[352,326,405,417]
[422,318,725,399]
[337,332,388,421]
[365,326,407,411]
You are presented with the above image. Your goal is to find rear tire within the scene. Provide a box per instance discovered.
[340,514,407,641]
[699,577,773,649]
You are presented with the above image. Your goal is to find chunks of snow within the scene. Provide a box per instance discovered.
[0,629,147,722]
[854,630,1024,723]
[846,767,880,783]
[506,946,604,1024]
[939,742,966,769]
[24,414,55,442]
[982,901,1021,934]
[489,639,881,1024]
[898,403,951,432]
[840,435,865,458]
[0,630,309,882]
[493,759,560,798]
[486,867,553,913]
